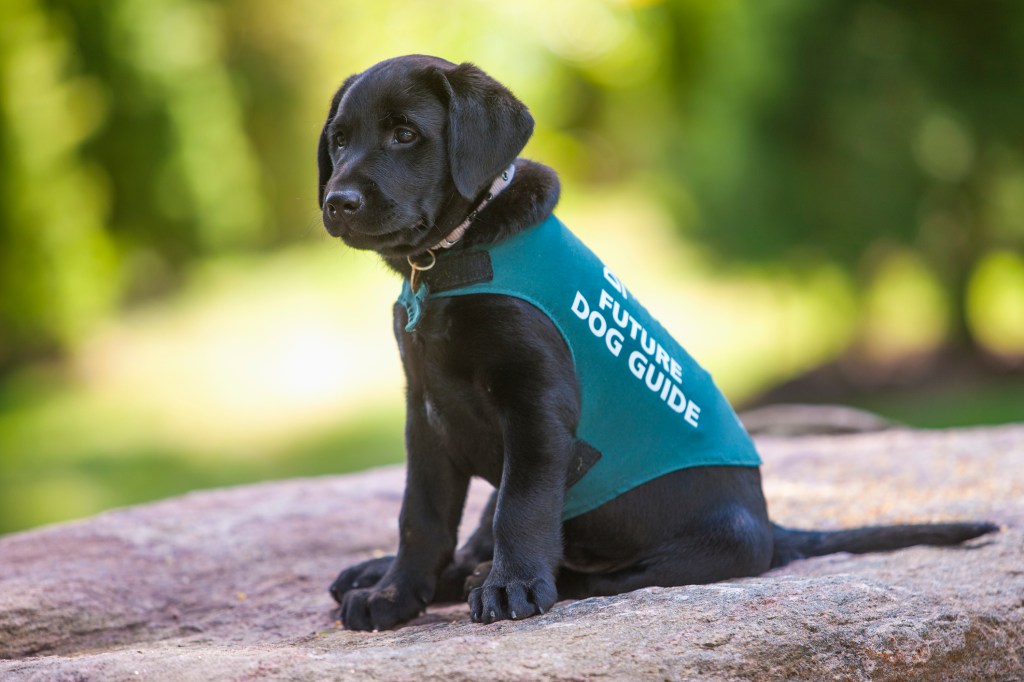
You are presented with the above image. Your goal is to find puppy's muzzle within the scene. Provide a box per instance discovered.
[325,186,366,215]
[323,188,364,235]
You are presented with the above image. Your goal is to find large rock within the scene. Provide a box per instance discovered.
[1,424,1022,680]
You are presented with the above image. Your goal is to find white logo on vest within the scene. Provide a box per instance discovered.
[570,266,702,428]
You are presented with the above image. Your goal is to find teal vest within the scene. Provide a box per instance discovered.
[399,214,761,520]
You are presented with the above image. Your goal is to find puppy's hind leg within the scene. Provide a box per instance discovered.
[558,504,774,598]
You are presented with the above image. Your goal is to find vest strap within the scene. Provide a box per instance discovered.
[566,440,603,489]
[424,251,494,293]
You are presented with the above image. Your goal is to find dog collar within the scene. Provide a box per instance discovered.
[407,162,516,292]
[434,162,516,250]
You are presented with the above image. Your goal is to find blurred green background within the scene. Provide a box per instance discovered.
[2,0,1023,535]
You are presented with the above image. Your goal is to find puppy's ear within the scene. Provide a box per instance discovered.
[437,63,534,201]
[318,75,358,208]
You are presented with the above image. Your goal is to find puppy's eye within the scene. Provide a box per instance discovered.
[332,132,347,149]
[394,127,417,144]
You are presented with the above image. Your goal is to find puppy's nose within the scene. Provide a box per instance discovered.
[324,189,364,218]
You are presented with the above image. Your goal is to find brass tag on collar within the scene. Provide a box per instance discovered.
[407,250,436,292]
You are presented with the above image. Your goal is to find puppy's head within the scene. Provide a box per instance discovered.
[318,55,534,258]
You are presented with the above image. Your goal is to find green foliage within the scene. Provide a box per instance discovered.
[4,0,1024,366]
[0,0,118,362]
[1,0,273,367]
[663,1,1024,345]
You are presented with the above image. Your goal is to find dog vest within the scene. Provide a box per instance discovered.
[398,214,761,520]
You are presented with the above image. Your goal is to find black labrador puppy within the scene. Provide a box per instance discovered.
[317,55,997,632]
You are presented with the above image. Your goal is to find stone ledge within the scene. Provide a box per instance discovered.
[1,424,1022,680]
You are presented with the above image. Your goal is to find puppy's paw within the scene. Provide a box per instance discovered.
[329,555,394,604]
[461,560,492,595]
[435,558,488,602]
[468,569,557,624]
[340,580,429,632]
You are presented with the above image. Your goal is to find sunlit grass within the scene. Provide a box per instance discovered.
[850,380,1024,429]
[71,241,405,456]
[0,237,408,534]
[0,404,404,534]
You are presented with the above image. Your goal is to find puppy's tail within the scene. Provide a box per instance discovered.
[769,521,1000,569]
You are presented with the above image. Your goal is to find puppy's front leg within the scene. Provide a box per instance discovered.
[469,408,569,623]
[339,404,469,631]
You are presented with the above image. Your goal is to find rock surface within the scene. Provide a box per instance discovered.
[1,424,1022,681]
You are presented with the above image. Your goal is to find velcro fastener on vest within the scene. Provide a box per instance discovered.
[426,251,494,293]
[566,440,602,489]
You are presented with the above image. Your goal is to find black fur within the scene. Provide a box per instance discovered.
[318,54,999,631]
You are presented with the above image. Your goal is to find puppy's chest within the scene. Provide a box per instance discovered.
[409,347,496,433]
[417,373,506,485]
[396,308,505,476]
